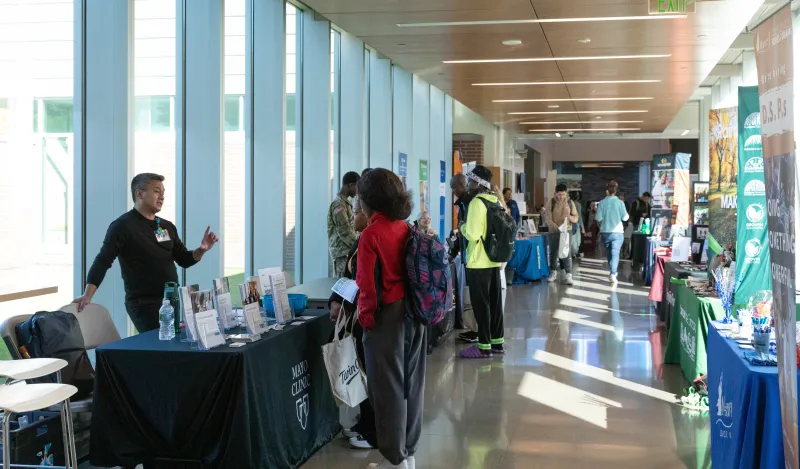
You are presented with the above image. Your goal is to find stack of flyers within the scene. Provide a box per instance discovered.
[239,281,268,335]
[213,277,237,330]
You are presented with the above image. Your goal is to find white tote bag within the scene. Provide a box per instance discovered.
[322,309,368,408]
[558,221,571,259]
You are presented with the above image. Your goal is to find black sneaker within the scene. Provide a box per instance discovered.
[458,331,478,343]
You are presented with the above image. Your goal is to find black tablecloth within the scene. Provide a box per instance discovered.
[90,313,338,469]
[631,233,647,271]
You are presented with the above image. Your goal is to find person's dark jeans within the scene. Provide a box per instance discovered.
[124,296,163,333]
[547,232,573,274]
[601,232,625,275]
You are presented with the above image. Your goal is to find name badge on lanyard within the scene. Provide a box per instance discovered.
[154,218,171,243]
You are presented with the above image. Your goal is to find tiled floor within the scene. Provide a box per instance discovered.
[301,258,712,469]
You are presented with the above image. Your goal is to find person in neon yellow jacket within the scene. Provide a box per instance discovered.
[459,165,504,359]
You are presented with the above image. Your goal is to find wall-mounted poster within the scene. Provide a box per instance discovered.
[693,182,710,203]
[398,152,408,190]
[419,160,430,214]
[708,107,738,247]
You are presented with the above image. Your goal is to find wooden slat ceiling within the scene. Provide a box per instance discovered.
[303,0,764,134]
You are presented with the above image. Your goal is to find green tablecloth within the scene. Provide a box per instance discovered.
[664,284,725,381]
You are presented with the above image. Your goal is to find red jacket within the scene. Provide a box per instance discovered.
[356,213,409,330]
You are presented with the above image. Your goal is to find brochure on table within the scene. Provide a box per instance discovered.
[213,277,237,330]
[191,290,224,349]
[239,282,269,336]
[269,272,293,323]
[179,285,199,342]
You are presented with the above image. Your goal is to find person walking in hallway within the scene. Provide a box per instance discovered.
[546,184,579,285]
[596,180,630,285]
[72,173,218,333]
[356,169,423,469]
[459,165,505,359]
[328,171,360,277]
[629,191,651,229]
[449,173,477,342]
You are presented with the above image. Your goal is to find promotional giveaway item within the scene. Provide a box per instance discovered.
[164,282,180,334]
[179,284,199,342]
[322,308,368,408]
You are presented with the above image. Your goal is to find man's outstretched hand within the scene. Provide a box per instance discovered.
[199,226,219,252]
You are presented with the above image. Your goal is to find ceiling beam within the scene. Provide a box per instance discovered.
[729,33,753,50]
[708,64,743,77]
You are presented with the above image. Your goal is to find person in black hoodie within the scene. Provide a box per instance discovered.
[448,173,477,341]
[329,197,376,450]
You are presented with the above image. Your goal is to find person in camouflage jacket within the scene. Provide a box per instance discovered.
[328,171,360,277]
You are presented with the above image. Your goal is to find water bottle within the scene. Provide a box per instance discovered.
[159,299,175,341]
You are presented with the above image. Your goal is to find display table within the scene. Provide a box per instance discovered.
[508,236,550,284]
[643,240,669,286]
[90,313,339,469]
[708,325,799,469]
[287,277,337,309]
[659,262,709,326]
[664,284,725,380]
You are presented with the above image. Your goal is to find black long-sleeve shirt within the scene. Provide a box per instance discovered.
[86,209,198,299]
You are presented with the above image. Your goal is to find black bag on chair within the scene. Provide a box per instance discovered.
[16,311,95,399]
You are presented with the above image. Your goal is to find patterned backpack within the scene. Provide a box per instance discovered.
[405,224,453,326]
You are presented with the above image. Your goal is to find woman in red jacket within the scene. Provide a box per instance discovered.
[356,169,423,469]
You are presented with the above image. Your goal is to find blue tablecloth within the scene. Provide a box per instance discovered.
[643,238,667,286]
[508,236,550,284]
[708,325,799,469]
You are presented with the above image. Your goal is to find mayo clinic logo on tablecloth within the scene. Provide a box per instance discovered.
[291,360,311,430]
[743,156,764,173]
[746,203,766,230]
[716,373,734,438]
[745,239,763,264]
[744,180,766,196]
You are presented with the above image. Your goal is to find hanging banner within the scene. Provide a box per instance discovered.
[673,153,691,228]
[735,86,771,310]
[439,160,446,239]
[398,152,408,190]
[419,160,430,214]
[754,6,798,468]
[708,107,739,248]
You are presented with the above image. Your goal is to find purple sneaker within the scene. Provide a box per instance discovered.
[491,346,506,354]
[460,344,493,359]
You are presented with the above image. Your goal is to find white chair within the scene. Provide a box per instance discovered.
[0,315,33,360]
[0,358,78,469]
[58,304,120,350]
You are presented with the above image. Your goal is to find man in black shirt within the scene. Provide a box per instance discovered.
[73,173,219,332]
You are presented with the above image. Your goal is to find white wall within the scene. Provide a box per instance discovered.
[453,100,497,165]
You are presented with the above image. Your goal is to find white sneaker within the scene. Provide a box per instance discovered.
[368,460,409,469]
[407,456,416,469]
[343,428,359,439]
[548,271,559,283]
[349,435,374,450]
[563,274,574,285]
[609,273,618,285]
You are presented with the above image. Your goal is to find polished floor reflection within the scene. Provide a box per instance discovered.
[302,258,712,469]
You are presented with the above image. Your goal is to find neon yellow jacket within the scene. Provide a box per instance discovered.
[460,193,503,269]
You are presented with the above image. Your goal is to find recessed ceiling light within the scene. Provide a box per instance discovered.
[578,38,592,44]
[528,128,641,132]
[473,79,661,86]
[493,97,654,103]
[502,39,522,46]
[595,116,602,119]
[443,53,670,64]
[397,15,687,27]
[555,133,562,138]
[509,110,649,115]
[548,104,560,108]
[681,129,691,136]
[521,121,644,124]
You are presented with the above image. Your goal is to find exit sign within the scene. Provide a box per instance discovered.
[649,0,695,14]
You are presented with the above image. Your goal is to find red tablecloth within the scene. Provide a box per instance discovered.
[648,249,672,302]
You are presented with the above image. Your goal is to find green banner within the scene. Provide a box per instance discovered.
[734,86,771,309]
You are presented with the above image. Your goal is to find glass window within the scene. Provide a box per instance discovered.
[284,3,301,284]
[134,0,177,224]
[224,95,241,132]
[0,0,75,317]
[330,30,340,202]
[223,0,246,291]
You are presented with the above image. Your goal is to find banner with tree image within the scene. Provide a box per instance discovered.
[753,6,797,468]
[708,107,738,248]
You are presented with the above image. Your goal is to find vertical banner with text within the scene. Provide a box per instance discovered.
[754,6,797,468]
[709,107,739,248]
[735,86,771,309]
[419,160,430,215]
[439,160,446,240]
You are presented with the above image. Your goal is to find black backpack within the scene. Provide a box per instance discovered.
[16,311,95,400]
[478,197,517,262]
